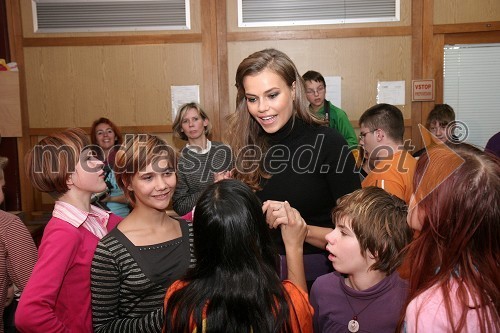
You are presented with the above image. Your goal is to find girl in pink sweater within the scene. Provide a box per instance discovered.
[400,143,499,333]
[15,128,121,333]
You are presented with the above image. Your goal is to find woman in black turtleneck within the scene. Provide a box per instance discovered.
[226,48,361,287]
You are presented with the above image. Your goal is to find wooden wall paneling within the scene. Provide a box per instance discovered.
[434,0,500,25]
[29,135,42,212]
[216,0,230,131]
[28,125,173,136]
[5,0,19,61]
[411,0,424,151]
[434,21,500,34]
[6,0,34,217]
[23,34,202,47]
[23,44,203,128]
[444,30,500,44]
[0,71,22,137]
[227,36,412,122]
[432,34,445,104]
[419,0,436,150]
[226,27,412,42]
[200,0,220,140]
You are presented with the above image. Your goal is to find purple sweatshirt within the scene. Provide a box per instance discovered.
[310,271,408,333]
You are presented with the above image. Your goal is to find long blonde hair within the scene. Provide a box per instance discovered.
[226,48,322,190]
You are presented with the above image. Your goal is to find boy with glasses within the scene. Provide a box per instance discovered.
[302,71,358,149]
[358,103,416,204]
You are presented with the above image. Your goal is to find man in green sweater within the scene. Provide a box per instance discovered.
[302,70,358,149]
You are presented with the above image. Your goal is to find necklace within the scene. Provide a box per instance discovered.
[344,291,379,333]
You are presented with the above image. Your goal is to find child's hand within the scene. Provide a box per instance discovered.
[280,202,307,249]
[213,169,233,182]
[262,200,288,229]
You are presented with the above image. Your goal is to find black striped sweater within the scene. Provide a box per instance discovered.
[91,219,195,333]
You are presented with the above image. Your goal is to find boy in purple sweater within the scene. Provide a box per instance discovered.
[15,128,121,332]
[310,186,412,333]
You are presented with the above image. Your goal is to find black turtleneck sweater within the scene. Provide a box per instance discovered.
[257,117,361,255]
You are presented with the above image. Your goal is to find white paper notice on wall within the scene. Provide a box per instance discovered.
[377,81,405,105]
[171,85,200,119]
[324,76,342,108]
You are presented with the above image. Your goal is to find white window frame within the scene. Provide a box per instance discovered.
[32,0,191,33]
[238,0,400,28]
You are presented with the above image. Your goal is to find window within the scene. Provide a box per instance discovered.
[33,0,190,32]
[238,0,400,27]
[444,43,500,148]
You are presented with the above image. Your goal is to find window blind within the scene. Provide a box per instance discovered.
[33,0,190,32]
[238,0,400,27]
[444,43,500,149]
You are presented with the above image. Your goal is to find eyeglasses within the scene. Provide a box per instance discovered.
[305,85,325,95]
[358,129,378,140]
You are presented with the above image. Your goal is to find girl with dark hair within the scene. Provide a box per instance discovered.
[163,179,313,333]
[226,48,360,286]
[400,143,499,332]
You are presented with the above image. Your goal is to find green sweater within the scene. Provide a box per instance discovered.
[314,100,358,149]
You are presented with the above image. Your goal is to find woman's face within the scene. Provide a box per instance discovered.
[95,123,116,151]
[181,108,208,142]
[243,69,295,134]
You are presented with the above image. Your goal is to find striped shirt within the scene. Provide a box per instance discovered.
[91,218,195,333]
[173,142,233,216]
[0,210,38,333]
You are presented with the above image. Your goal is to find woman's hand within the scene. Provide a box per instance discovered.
[213,169,233,182]
[262,200,288,229]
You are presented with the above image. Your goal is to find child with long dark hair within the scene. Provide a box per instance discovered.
[163,179,313,333]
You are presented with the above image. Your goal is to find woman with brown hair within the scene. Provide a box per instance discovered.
[226,48,360,286]
[90,117,130,217]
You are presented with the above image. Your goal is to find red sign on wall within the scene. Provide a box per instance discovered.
[412,79,434,101]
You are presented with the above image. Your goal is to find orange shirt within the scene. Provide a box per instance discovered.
[164,279,313,333]
[362,150,417,204]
